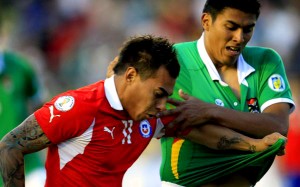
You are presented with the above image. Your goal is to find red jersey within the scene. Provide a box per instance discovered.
[34,77,172,187]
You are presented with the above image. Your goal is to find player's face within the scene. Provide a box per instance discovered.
[125,66,175,121]
[202,8,256,67]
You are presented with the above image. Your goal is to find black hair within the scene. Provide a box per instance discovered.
[203,0,261,21]
[113,35,180,80]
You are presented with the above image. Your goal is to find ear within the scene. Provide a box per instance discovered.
[125,67,138,83]
[201,13,211,31]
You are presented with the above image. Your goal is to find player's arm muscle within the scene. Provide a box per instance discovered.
[183,124,285,153]
[0,114,51,186]
[160,90,290,138]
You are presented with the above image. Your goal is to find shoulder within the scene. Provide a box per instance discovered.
[3,51,31,67]
[74,81,105,99]
[53,81,106,110]
[243,46,282,61]
[242,46,283,68]
[173,41,199,67]
[174,41,197,48]
[174,41,197,52]
[3,51,37,76]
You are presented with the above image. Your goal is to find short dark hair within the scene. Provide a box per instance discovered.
[113,35,180,80]
[203,0,261,21]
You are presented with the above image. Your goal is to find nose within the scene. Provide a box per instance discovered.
[155,97,168,112]
[233,29,245,43]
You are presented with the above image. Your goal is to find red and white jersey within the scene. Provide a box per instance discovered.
[34,76,172,187]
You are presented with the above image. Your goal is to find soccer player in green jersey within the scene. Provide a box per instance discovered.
[158,0,295,186]
[0,51,45,186]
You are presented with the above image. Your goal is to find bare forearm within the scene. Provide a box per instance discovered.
[0,142,25,187]
[210,103,290,138]
[184,124,269,152]
[161,92,291,138]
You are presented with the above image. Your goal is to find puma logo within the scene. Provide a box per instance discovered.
[104,126,115,139]
[49,105,61,123]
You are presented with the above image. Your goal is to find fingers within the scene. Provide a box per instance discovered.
[179,89,190,101]
[166,98,183,107]
[264,132,286,145]
[277,146,286,156]
[156,98,183,118]
[160,90,191,114]
[166,114,186,129]
[276,139,286,156]
[156,107,179,118]
[263,132,287,156]
[277,136,287,156]
[181,120,193,130]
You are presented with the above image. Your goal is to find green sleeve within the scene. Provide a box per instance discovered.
[256,49,294,112]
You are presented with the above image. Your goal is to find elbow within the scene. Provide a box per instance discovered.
[275,120,289,137]
[280,124,289,137]
[269,114,289,137]
[0,141,24,164]
[0,142,25,186]
[280,117,290,136]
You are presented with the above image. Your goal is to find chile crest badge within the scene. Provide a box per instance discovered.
[139,120,152,138]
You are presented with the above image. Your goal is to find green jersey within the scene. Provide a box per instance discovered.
[0,51,43,185]
[0,52,39,128]
[160,37,294,186]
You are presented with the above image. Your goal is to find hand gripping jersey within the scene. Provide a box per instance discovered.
[34,76,173,187]
[160,34,295,186]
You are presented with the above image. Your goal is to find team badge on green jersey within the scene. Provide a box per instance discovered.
[268,74,285,92]
[247,98,260,113]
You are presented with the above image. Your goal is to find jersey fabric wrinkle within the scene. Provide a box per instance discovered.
[160,34,295,187]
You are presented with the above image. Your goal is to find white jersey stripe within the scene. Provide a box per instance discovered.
[58,118,95,169]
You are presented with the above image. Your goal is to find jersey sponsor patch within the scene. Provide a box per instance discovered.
[139,120,152,138]
[268,74,285,92]
[54,96,75,111]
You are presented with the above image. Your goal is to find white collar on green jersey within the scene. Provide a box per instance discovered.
[104,75,123,110]
[197,33,255,87]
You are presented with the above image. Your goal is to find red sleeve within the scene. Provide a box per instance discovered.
[34,92,97,144]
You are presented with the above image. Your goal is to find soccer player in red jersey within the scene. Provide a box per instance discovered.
[0,35,285,187]
[0,35,180,187]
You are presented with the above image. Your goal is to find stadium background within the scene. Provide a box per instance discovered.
[0,0,299,186]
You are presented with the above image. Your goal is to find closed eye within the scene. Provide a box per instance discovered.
[155,87,172,99]
[154,91,166,99]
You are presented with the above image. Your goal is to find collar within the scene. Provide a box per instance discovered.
[104,75,123,110]
[197,33,255,87]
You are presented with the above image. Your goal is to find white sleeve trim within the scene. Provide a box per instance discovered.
[261,98,295,113]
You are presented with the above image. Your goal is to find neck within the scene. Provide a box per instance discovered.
[114,75,127,108]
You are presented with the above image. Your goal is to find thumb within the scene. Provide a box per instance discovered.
[179,89,190,101]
